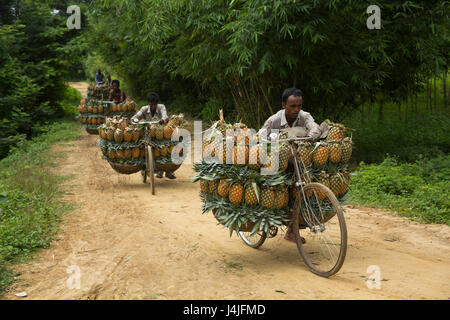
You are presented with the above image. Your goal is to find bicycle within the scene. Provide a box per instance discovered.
[239,136,348,277]
[130,119,160,195]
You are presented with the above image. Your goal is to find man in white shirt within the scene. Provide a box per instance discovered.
[260,88,322,244]
[259,88,321,140]
[131,93,175,179]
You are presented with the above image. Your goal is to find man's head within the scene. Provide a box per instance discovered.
[282,88,303,121]
[98,69,102,74]
[147,92,160,112]
[111,79,120,90]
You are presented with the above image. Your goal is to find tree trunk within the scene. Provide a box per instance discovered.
[434,76,437,110]
[361,104,365,124]
[378,100,384,122]
[405,95,408,122]
[444,71,448,110]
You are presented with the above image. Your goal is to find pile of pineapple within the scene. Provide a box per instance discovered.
[148,114,189,166]
[87,84,111,100]
[194,119,294,236]
[97,114,189,172]
[107,101,137,119]
[77,98,106,131]
[97,116,146,168]
[294,119,353,199]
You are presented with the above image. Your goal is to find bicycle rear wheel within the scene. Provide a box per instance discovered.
[146,145,155,195]
[292,182,347,277]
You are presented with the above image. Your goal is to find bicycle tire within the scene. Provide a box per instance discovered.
[239,231,267,249]
[292,182,347,277]
[146,145,155,195]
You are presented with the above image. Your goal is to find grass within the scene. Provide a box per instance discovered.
[0,120,81,296]
[347,155,450,225]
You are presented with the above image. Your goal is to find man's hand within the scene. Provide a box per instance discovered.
[159,119,165,125]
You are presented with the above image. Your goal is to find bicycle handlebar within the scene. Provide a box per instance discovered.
[133,120,160,125]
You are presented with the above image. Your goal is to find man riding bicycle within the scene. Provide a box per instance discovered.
[259,88,322,243]
[130,92,176,180]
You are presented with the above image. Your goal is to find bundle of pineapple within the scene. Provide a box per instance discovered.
[194,117,295,236]
[87,84,111,100]
[77,98,107,133]
[294,119,353,200]
[97,116,146,172]
[148,114,189,167]
[107,100,137,119]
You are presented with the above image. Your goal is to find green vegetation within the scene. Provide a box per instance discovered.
[0,0,87,158]
[0,120,81,296]
[349,156,450,225]
[86,0,448,128]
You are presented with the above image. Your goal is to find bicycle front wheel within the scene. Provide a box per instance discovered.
[146,145,155,195]
[292,182,347,277]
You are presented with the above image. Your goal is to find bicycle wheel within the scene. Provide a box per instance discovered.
[292,182,347,277]
[146,144,155,195]
[239,230,267,249]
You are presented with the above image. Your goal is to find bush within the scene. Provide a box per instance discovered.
[348,155,450,225]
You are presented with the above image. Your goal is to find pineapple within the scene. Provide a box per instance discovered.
[140,147,145,158]
[248,145,261,170]
[107,149,116,160]
[295,141,313,167]
[156,125,164,141]
[326,121,345,142]
[244,183,260,206]
[200,179,210,193]
[329,173,343,196]
[209,180,219,194]
[131,147,140,158]
[116,149,124,159]
[312,142,329,167]
[340,137,353,163]
[106,127,114,141]
[229,183,244,205]
[163,126,174,140]
[315,171,331,199]
[153,148,161,158]
[233,145,249,166]
[278,143,290,172]
[124,148,132,159]
[124,127,133,142]
[132,128,140,142]
[160,146,168,157]
[217,179,231,197]
[328,141,342,163]
[261,186,276,209]
[114,128,124,143]
[150,125,157,138]
[128,101,136,111]
[274,186,289,209]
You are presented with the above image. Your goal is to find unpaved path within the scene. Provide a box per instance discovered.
[4,83,450,300]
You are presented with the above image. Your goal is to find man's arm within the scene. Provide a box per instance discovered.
[159,104,169,124]
[108,89,114,102]
[257,114,277,137]
[121,90,126,103]
[131,106,146,123]
[304,113,321,141]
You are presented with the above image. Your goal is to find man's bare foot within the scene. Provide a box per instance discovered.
[284,231,306,244]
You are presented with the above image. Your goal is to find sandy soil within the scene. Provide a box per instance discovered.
[4,83,449,300]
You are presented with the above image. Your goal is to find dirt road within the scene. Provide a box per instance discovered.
[5,83,450,299]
